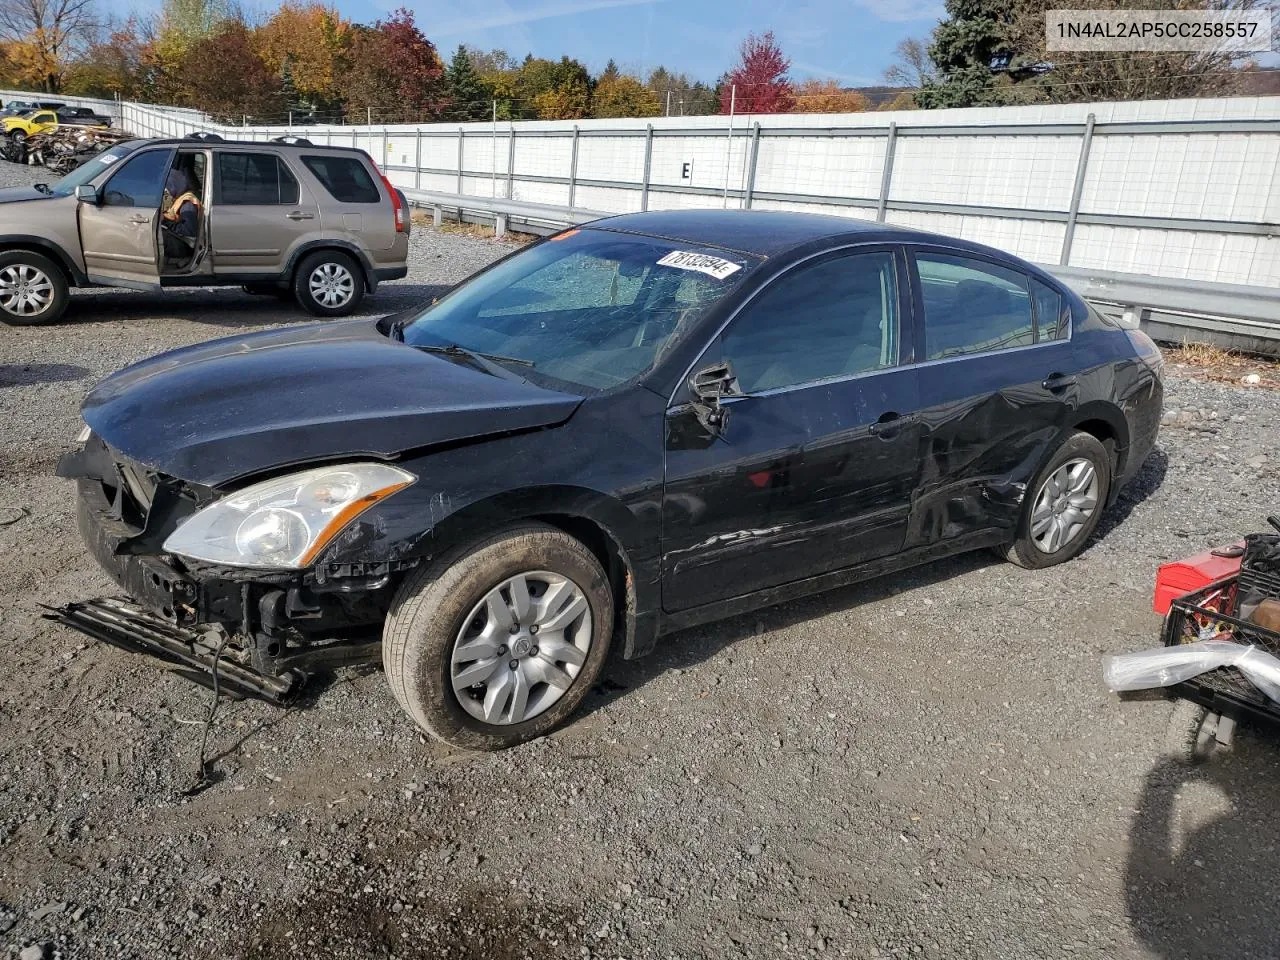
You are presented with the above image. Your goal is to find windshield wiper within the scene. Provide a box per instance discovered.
[410,342,534,382]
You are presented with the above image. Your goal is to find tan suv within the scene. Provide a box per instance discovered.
[0,135,410,325]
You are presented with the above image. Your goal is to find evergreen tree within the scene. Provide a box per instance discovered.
[445,44,490,120]
[914,0,1017,108]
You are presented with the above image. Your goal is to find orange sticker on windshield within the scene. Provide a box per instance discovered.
[550,229,580,241]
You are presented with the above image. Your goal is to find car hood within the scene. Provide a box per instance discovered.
[81,319,584,487]
[0,186,52,203]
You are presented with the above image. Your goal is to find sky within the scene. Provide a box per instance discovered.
[242,0,950,86]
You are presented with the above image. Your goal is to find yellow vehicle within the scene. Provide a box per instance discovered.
[3,109,59,144]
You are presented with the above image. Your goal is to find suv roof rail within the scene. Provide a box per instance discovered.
[186,132,223,141]
[270,135,313,146]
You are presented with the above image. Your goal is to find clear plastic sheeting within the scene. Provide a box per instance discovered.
[1104,640,1280,704]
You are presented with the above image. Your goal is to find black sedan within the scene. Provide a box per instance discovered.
[55,211,1163,749]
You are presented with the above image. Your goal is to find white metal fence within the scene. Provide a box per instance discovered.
[4,89,1278,294]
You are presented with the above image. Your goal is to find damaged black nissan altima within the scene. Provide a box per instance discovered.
[54,210,1163,749]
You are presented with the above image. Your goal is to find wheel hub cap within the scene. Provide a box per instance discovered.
[308,263,355,308]
[0,264,54,317]
[450,570,592,726]
[1030,457,1099,554]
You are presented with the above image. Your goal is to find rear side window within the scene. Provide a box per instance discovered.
[915,253,1034,360]
[1031,278,1071,342]
[101,149,173,208]
[217,152,300,205]
[301,155,380,203]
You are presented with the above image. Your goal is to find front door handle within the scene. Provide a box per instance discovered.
[285,211,315,221]
[1043,373,1078,392]
[868,411,909,439]
[128,214,150,225]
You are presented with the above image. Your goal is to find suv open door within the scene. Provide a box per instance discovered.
[77,146,173,290]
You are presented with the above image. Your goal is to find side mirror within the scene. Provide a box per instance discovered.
[688,362,739,429]
[74,184,99,205]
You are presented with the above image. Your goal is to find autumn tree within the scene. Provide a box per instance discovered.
[343,8,446,122]
[721,31,794,114]
[253,2,350,114]
[0,0,97,91]
[592,71,658,117]
[444,44,489,120]
[181,20,284,119]
[880,90,919,110]
[515,55,592,120]
[62,19,144,96]
[143,0,229,103]
[793,79,869,113]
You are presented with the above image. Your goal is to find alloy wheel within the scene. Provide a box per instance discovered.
[450,570,593,725]
[0,264,54,318]
[308,262,355,308]
[1029,457,1099,554]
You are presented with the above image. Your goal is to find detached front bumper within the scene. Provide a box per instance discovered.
[46,598,302,704]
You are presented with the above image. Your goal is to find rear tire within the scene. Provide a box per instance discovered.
[1004,430,1111,569]
[383,523,614,750]
[293,250,364,317]
[0,250,69,326]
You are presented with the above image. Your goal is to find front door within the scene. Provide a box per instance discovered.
[209,150,321,277]
[661,247,922,613]
[78,147,174,290]
[906,248,1079,547]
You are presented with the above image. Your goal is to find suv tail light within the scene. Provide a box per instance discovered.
[380,173,407,233]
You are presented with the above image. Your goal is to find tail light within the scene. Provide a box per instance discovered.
[380,173,407,233]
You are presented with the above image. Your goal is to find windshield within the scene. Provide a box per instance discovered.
[398,228,759,391]
[49,143,140,196]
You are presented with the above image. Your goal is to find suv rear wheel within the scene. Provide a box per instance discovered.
[0,250,69,325]
[383,523,614,750]
[293,250,364,317]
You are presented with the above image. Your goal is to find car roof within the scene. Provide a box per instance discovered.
[590,209,1060,278]
[142,136,368,156]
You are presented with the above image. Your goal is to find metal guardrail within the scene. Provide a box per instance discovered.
[402,189,1280,354]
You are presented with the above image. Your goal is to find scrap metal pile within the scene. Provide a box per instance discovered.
[2,125,129,173]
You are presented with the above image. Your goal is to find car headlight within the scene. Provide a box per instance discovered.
[75,423,91,443]
[162,463,415,569]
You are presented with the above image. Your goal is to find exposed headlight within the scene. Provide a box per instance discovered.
[76,424,92,443]
[162,463,415,569]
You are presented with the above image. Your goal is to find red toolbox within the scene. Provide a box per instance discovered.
[1154,545,1244,616]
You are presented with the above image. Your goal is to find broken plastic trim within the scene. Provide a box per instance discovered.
[43,598,303,706]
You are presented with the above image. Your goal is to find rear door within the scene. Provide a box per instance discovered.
[905,247,1078,547]
[298,153,397,253]
[209,149,320,277]
[661,246,921,612]
[78,146,173,290]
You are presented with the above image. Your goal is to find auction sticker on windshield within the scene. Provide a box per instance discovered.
[656,250,743,280]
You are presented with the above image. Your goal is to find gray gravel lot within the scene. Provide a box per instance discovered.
[3,158,1280,960]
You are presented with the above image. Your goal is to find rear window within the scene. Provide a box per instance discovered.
[301,155,381,203]
[217,152,300,205]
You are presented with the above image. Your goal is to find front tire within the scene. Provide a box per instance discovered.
[383,523,614,750]
[293,250,364,317]
[1004,430,1112,569]
[0,250,69,325]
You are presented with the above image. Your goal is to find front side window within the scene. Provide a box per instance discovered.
[302,155,380,203]
[721,250,900,394]
[217,152,300,205]
[100,149,173,208]
[398,229,760,392]
[916,253,1034,360]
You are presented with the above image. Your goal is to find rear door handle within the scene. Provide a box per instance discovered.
[868,412,910,439]
[128,215,150,224]
[285,211,315,221]
[1043,373,1078,392]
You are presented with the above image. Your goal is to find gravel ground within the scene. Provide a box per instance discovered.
[3,159,1280,960]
